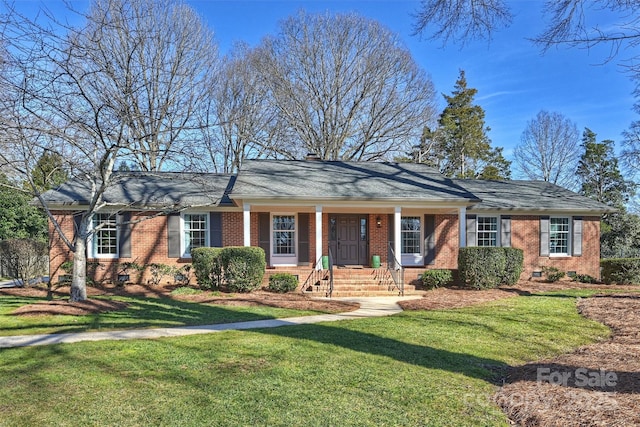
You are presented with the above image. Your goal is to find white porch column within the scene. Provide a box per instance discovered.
[459,206,467,248]
[243,203,251,247]
[315,205,323,270]
[394,206,402,267]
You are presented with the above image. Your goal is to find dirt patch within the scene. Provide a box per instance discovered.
[494,294,640,426]
[2,283,359,316]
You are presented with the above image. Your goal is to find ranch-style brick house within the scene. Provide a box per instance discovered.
[44,159,613,296]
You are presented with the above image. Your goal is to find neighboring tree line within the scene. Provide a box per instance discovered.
[0,0,638,297]
[0,0,442,300]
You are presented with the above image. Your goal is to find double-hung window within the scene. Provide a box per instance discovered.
[477,216,498,247]
[550,217,570,255]
[273,215,296,255]
[92,213,118,258]
[401,217,421,255]
[183,213,208,256]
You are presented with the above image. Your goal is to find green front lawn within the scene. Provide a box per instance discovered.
[0,295,330,336]
[0,294,609,426]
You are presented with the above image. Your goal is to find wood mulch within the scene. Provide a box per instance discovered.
[1,283,359,316]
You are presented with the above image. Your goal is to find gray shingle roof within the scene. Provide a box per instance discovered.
[40,172,235,208]
[457,179,615,213]
[39,161,614,214]
[231,159,479,203]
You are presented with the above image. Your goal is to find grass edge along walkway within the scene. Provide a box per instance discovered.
[0,296,420,348]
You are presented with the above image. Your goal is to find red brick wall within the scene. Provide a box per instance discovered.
[511,215,601,279]
[369,214,388,266]
[48,210,603,285]
[223,212,244,246]
[433,214,459,269]
[416,214,602,280]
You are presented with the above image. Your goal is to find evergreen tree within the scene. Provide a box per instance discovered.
[0,174,47,241]
[576,128,634,210]
[435,70,511,179]
[31,152,68,193]
[577,128,638,257]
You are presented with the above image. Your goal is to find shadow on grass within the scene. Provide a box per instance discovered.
[0,295,307,336]
[253,322,507,382]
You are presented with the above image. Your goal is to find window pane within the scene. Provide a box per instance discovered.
[401,217,421,254]
[184,214,208,254]
[477,217,497,247]
[550,218,569,254]
[273,215,295,255]
[93,214,118,256]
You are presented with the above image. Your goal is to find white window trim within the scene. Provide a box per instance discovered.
[476,215,500,247]
[270,213,297,266]
[89,212,119,259]
[180,212,210,258]
[400,216,423,266]
[549,216,571,257]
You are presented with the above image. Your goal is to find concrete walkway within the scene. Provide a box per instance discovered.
[0,296,422,349]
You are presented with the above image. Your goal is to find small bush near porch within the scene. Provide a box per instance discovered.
[192,246,266,292]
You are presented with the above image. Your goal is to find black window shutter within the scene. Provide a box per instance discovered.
[423,214,436,265]
[167,213,181,258]
[572,216,583,256]
[500,216,511,247]
[298,213,310,264]
[209,212,223,247]
[117,212,132,258]
[258,213,270,263]
[466,215,477,247]
[540,216,550,256]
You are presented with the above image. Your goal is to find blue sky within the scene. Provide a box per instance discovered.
[10,0,638,170]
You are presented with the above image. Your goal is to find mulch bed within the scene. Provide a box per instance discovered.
[494,294,640,426]
[1,283,359,316]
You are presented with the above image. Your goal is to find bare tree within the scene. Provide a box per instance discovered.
[76,0,218,172]
[513,110,580,189]
[412,0,512,45]
[199,43,283,173]
[413,1,640,54]
[255,11,438,161]
[0,0,217,301]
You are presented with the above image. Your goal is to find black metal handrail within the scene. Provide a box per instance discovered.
[387,242,404,296]
[327,248,334,298]
[301,250,334,297]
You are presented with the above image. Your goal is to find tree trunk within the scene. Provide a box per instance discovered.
[70,238,88,302]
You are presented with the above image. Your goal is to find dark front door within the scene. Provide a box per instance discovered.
[331,215,368,265]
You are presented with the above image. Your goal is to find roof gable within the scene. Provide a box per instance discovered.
[41,172,235,208]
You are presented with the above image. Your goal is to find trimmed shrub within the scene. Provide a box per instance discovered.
[220,246,266,292]
[458,247,506,289]
[543,266,565,283]
[458,247,524,289]
[268,273,299,293]
[421,269,453,290]
[601,258,640,285]
[501,248,524,285]
[192,247,223,290]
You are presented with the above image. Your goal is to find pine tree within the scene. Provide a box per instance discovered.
[576,128,633,210]
[31,152,68,193]
[435,70,510,179]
